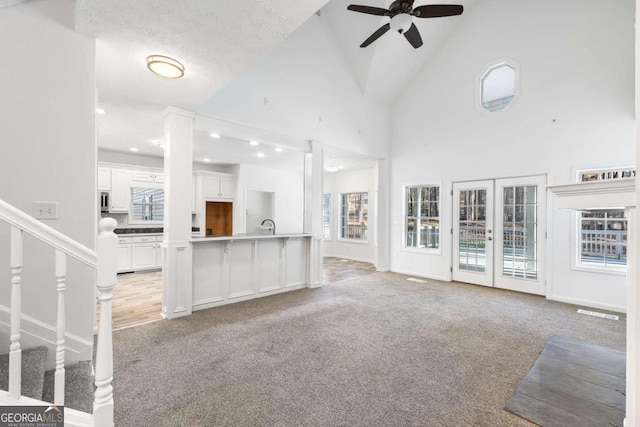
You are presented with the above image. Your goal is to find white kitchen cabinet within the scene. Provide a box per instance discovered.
[131,236,158,270]
[117,235,162,272]
[116,237,133,272]
[132,170,164,183]
[110,169,131,213]
[98,167,111,191]
[203,175,236,199]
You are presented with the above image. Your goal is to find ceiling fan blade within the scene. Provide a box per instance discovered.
[360,23,391,48]
[347,5,391,16]
[404,23,423,48]
[413,4,463,18]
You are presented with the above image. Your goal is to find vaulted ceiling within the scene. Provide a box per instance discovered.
[70,0,472,170]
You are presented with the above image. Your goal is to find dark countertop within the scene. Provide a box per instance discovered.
[114,227,200,235]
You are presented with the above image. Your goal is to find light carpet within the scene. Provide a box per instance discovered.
[112,272,625,426]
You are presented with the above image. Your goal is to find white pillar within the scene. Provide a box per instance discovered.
[374,159,390,271]
[631,2,640,423]
[304,140,323,288]
[162,107,194,319]
[627,206,638,427]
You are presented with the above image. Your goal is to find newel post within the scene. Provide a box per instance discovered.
[93,217,117,427]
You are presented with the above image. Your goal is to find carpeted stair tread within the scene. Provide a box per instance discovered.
[42,361,94,413]
[0,346,48,399]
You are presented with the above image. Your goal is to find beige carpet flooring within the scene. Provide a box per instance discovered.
[111,257,377,330]
[111,272,625,426]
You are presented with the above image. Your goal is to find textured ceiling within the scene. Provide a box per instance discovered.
[75,0,471,171]
[75,0,329,110]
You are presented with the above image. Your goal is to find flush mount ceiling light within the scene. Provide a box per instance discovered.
[274,147,283,153]
[96,108,106,115]
[146,55,185,79]
[210,132,221,139]
[249,140,259,146]
[203,158,211,162]
[256,152,265,158]
[325,166,340,172]
[130,148,139,152]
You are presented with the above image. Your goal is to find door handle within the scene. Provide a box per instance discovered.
[487,237,493,241]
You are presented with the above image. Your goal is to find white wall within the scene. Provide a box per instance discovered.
[235,164,304,235]
[390,0,635,311]
[197,13,390,161]
[323,167,377,264]
[0,0,97,349]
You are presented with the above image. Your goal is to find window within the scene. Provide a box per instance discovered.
[574,167,634,271]
[323,194,332,239]
[580,210,627,268]
[480,61,517,113]
[131,187,164,222]
[340,192,368,241]
[406,185,440,249]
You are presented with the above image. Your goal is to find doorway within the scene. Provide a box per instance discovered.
[452,175,546,295]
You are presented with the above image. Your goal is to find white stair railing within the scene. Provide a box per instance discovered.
[9,226,23,400]
[1,199,117,426]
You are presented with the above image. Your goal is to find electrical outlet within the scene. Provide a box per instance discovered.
[33,202,58,220]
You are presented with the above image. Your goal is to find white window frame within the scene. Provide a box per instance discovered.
[129,184,164,225]
[323,193,332,240]
[403,184,441,254]
[571,167,633,275]
[338,191,368,243]
[476,58,520,115]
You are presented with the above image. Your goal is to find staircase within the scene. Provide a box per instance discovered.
[0,199,118,426]
[0,347,94,412]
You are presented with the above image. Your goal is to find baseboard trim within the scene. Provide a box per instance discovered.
[389,268,450,283]
[546,294,626,314]
[323,254,375,265]
[0,305,93,368]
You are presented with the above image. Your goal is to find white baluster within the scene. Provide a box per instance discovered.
[93,218,117,427]
[9,226,22,399]
[54,250,66,406]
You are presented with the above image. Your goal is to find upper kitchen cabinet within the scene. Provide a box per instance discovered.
[132,170,164,183]
[98,167,111,191]
[110,168,131,212]
[201,172,236,200]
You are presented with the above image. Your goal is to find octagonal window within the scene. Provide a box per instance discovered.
[480,62,516,112]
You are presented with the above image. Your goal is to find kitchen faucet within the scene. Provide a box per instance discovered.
[261,218,276,235]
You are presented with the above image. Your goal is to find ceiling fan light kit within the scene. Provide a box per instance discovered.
[146,55,185,78]
[348,1,463,49]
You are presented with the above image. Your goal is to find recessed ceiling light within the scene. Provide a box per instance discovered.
[249,140,259,146]
[130,148,139,152]
[325,166,339,172]
[146,55,185,79]
[275,147,283,153]
[203,158,211,162]
[210,132,221,139]
[96,108,106,115]
[257,152,265,158]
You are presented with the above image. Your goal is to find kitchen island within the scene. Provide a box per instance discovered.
[191,233,315,311]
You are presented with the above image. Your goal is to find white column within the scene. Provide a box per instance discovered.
[631,3,640,423]
[374,159,390,271]
[304,140,323,288]
[162,107,194,319]
[627,206,637,427]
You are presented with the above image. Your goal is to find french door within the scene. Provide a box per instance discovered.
[452,176,546,295]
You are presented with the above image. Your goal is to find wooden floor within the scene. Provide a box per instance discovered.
[110,257,378,331]
[111,270,163,331]
[505,335,626,427]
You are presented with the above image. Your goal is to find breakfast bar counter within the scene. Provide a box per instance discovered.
[190,233,314,311]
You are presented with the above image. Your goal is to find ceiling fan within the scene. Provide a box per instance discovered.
[347,1,463,49]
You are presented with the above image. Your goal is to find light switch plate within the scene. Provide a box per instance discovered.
[33,202,58,220]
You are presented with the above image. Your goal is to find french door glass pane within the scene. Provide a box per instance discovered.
[458,189,487,272]
[503,185,537,279]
